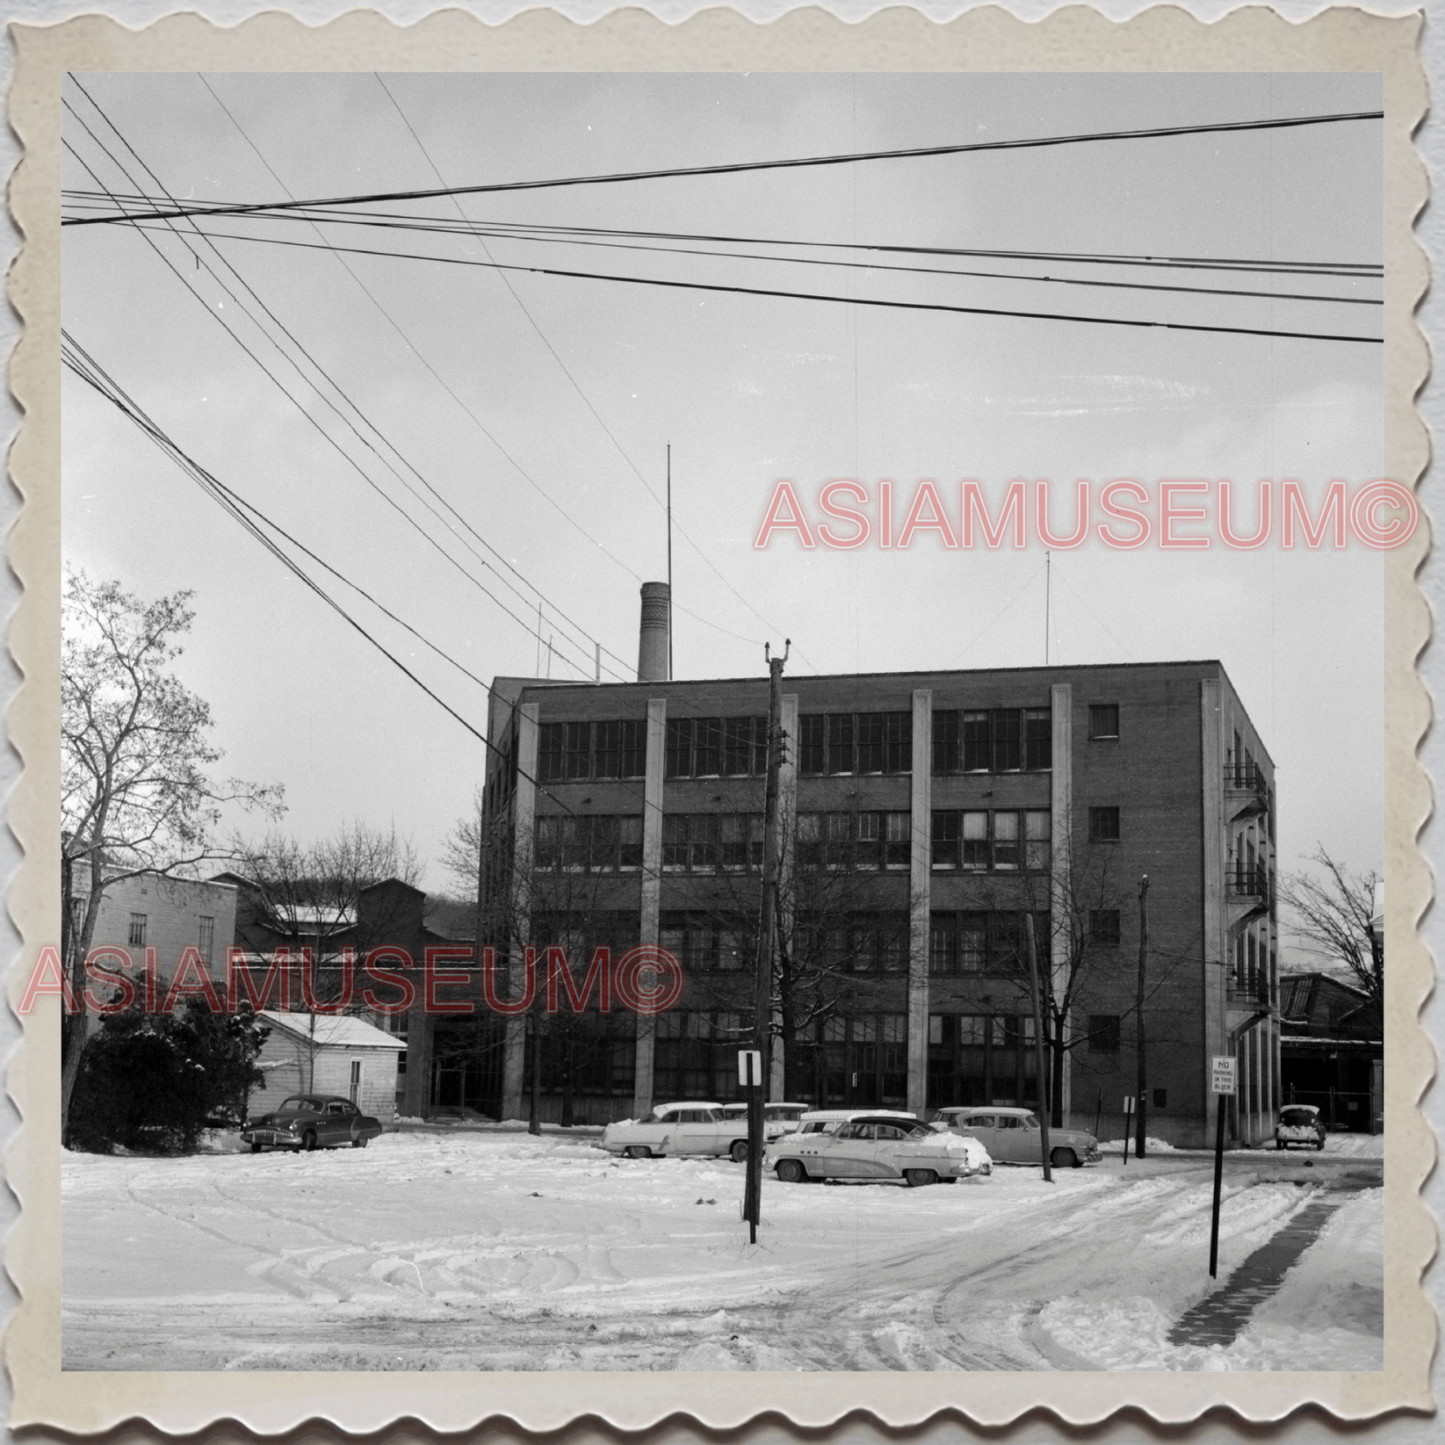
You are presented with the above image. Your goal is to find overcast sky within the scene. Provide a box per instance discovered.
[61,71,1383,908]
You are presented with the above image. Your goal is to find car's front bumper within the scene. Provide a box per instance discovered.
[241,1129,302,1148]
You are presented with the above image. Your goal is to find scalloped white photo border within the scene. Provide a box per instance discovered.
[4,5,1432,1433]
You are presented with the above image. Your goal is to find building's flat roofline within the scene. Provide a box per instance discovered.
[497,658,1229,696]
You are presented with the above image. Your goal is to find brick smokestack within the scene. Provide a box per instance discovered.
[637,581,671,683]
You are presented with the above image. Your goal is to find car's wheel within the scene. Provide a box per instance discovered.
[1316,1140,1326,1151]
[249,1141,262,1155]
[904,1168,937,1188]
[1276,1140,1286,1150]
[622,1145,652,1160]
[303,1130,317,1152]
[776,1158,806,1184]
[352,1136,367,1149]
[730,1139,749,1164]
[1050,1148,1078,1170]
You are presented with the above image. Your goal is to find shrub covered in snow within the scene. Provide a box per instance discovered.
[68,1000,270,1155]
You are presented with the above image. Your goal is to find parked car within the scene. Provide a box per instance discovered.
[766,1113,991,1186]
[242,1095,384,1153]
[1275,1104,1327,1151]
[600,1102,752,1161]
[934,1106,1101,1168]
[719,1101,811,1141]
[766,1107,920,1151]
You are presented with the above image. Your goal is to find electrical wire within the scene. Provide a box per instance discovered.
[101,207,1382,308]
[64,82,630,683]
[63,191,1385,280]
[192,73,667,644]
[371,74,799,659]
[61,106,1384,228]
[112,221,1383,345]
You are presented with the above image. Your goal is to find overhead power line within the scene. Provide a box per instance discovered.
[122,223,1383,345]
[62,195,1384,280]
[61,107,1384,228]
[369,75,794,658]
[64,80,634,683]
[101,209,1381,308]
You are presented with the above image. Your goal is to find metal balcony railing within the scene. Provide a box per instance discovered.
[1228,970,1273,1007]
[1227,864,1271,907]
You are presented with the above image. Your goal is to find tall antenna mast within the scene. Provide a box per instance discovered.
[667,443,674,680]
[1045,551,1051,666]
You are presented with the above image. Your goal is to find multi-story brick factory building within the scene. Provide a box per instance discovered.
[425,584,1279,1149]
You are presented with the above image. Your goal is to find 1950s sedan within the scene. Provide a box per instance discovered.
[767,1114,991,1187]
[241,1095,384,1153]
[934,1105,1101,1168]
[600,1102,753,1160]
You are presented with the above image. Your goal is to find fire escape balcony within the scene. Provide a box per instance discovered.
[1224,762,1272,822]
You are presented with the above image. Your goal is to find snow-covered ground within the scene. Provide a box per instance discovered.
[61,1131,1382,1372]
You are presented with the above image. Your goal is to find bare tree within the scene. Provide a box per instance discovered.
[1278,847,1382,1012]
[61,570,283,1140]
[230,822,423,1082]
[440,786,485,897]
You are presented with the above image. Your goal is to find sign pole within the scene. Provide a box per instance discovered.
[1121,1094,1133,1165]
[1209,1054,1237,1278]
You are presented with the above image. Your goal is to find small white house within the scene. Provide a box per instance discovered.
[250,1012,403,1123]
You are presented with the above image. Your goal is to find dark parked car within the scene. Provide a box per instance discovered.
[1275,1104,1327,1151]
[242,1095,384,1153]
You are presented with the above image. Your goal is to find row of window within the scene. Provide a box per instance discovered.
[666,716,769,778]
[932,709,1052,774]
[538,720,648,782]
[797,811,912,869]
[930,910,1048,976]
[797,712,913,775]
[533,703,1132,785]
[527,906,1120,974]
[932,810,1050,872]
[124,912,216,963]
[663,814,765,871]
[535,814,644,871]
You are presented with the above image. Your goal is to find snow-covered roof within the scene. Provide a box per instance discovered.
[259,1010,403,1050]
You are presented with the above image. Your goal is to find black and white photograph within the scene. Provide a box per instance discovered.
[55,64,1397,1381]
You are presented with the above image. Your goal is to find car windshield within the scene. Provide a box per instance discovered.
[1021,1113,1041,1129]
[278,1097,305,1111]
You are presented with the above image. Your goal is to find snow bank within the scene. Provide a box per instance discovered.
[1036,1188,1382,1371]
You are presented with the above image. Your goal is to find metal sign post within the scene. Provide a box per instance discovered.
[1121,1094,1134,1165]
[739,1049,763,1244]
[1209,1055,1237,1278]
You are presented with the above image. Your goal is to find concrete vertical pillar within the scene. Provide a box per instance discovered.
[632,697,667,1117]
[1200,679,1225,1143]
[907,689,933,1115]
[772,693,799,1100]
[500,703,540,1120]
[1049,683,1073,1122]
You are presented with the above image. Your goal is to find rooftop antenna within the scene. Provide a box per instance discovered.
[667,443,674,680]
[535,601,543,675]
[1045,551,1051,666]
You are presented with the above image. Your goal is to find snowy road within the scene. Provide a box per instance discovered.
[62,1130,1382,1371]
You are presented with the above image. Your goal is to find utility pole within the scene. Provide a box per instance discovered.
[1024,911,1052,1183]
[666,444,673,682]
[1135,873,1150,1160]
[745,638,788,1239]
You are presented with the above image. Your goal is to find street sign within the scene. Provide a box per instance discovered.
[1211,1056,1237,1095]
[738,1050,762,1087]
[1122,1095,1135,1114]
